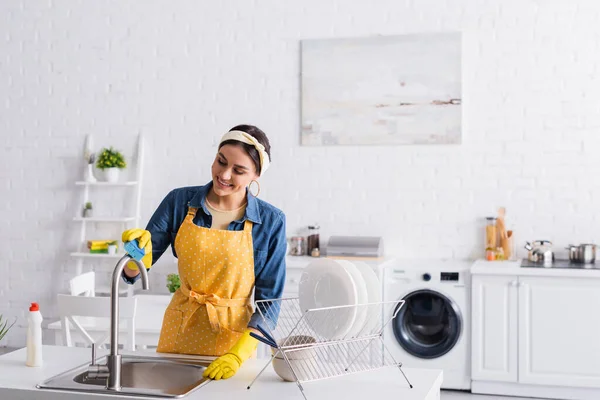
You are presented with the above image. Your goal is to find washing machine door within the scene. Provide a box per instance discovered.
[392,289,462,359]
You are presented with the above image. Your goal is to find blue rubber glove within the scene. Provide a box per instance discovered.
[121,228,152,270]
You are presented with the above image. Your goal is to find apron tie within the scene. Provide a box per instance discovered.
[180,286,251,334]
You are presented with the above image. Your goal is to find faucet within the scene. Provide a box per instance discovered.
[88,254,150,391]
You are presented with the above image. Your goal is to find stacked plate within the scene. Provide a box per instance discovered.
[298,258,382,340]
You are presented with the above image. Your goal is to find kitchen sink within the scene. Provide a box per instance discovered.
[37,353,212,398]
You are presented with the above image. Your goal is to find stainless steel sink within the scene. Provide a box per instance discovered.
[37,354,212,398]
[37,256,212,397]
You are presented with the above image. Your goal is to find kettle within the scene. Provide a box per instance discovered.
[524,240,554,265]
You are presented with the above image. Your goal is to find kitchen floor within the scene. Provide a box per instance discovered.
[442,391,547,399]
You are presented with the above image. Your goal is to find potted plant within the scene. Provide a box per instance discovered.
[96,147,127,183]
[0,314,16,344]
[107,240,118,255]
[82,202,93,218]
[166,274,181,295]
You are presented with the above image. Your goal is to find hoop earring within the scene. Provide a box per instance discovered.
[248,180,260,197]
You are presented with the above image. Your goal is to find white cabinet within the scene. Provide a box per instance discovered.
[519,277,600,388]
[472,274,600,389]
[471,275,518,382]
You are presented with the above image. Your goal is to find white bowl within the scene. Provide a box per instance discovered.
[272,357,298,382]
[271,335,317,382]
[271,335,317,360]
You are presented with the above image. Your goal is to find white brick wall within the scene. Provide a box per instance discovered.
[2,0,600,346]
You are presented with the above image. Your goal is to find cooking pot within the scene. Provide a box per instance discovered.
[566,244,596,264]
[524,240,554,265]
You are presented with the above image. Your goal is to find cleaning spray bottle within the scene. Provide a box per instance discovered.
[26,302,43,367]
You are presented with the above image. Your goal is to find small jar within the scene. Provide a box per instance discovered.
[289,236,306,256]
[307,224,320,255]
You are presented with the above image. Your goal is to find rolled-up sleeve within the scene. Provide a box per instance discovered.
[121,190,176,285]
[248,212,287,330]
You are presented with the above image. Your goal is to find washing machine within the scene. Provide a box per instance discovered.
[383,259,471,390]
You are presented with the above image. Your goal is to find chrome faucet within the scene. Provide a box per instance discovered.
[88,254,150,391]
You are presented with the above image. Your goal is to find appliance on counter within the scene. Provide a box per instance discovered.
[524,240,555,265]
[382,260,471,390]
[325,235,384,258]
[566,243,597,264]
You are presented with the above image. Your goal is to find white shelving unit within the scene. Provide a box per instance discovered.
[70,134,145,296]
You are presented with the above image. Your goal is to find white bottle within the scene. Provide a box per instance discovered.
[26,302,43,367]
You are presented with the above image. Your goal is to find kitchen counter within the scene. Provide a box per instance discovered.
[0,346,442,400]
[471,259,600,278]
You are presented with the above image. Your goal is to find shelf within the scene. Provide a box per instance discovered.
[75,181,138,186]
[70,252,126,259]
[73,217,137,222]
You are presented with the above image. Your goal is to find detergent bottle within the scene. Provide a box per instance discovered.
[26,302,43,367]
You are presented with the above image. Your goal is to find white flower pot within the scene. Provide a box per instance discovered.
[103,168,120,183]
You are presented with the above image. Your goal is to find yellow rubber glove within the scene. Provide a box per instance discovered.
[203,329,258,380]
[121,228,152,271]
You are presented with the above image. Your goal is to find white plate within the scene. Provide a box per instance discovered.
[352,261,382,335]
[336,260,369,338]
[299,259,358,340]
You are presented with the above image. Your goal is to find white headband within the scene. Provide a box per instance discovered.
[219,130,270,176]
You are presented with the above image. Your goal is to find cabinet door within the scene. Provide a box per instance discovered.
[518,276,600,387]
[471,275,518,382]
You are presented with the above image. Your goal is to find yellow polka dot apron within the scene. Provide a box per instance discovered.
[156,206,255,356]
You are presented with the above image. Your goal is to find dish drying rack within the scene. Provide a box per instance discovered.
[247,298,412,399]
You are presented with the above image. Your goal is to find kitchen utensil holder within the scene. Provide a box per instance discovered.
[247,298,412,399]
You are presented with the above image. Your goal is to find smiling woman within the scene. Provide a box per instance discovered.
[208,125,271,210]
[119,124,287,381]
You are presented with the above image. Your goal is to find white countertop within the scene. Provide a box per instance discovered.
[0,346,442,400]
[471,259,600,278]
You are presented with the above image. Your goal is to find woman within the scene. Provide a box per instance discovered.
[121,124,286,380]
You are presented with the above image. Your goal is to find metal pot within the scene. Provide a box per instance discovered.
[525,240,554,265]
[566,244,596,264]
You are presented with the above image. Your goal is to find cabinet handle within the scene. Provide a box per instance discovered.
[510,280,518,287]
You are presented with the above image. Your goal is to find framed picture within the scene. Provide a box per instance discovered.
[301,32,462,145]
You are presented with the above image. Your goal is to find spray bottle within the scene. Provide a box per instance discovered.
[26,302,43,367]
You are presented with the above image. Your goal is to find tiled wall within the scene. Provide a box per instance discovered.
[2,0,600,346]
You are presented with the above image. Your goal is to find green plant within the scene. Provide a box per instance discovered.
[0,314,16,342]
[96,147,127,170]
[84,202,93,210]
[166,273,181,293]
[108,240,118,246]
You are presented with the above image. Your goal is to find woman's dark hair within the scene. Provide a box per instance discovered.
[219,124,271,175]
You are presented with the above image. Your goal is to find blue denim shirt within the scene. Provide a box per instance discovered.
[123,182,286,329]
